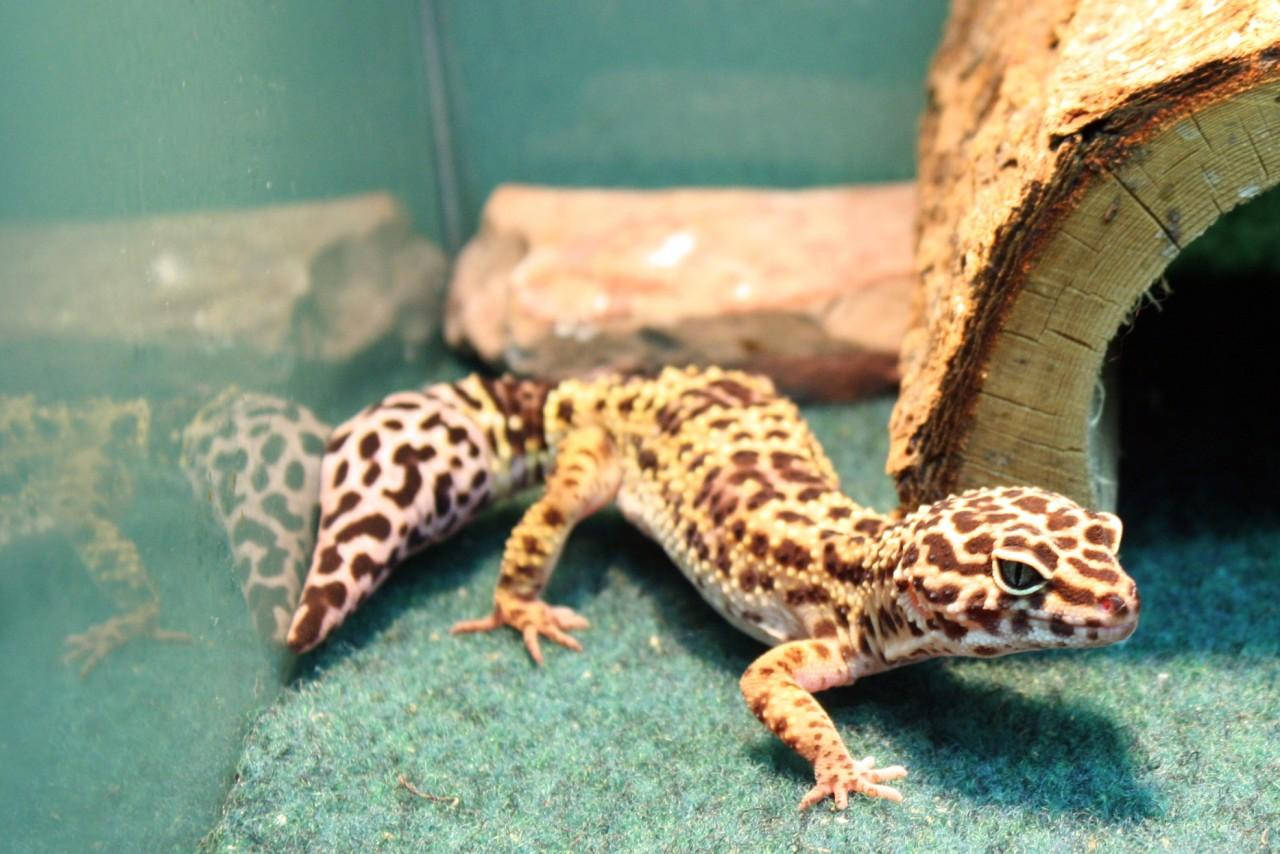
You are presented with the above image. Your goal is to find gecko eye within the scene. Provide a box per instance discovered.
[993,558,1048,595]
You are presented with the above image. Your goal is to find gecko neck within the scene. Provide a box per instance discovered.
[820,504,940,671]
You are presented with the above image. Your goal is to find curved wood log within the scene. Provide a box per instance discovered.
[890,0,1280,510]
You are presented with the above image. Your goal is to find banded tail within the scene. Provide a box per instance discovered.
[287,375,552,653]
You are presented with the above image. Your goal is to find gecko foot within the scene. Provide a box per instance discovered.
[62,604,193,677]
[450,593,589,665]
[799,755,908,810]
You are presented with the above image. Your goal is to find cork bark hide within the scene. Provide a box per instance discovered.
[890,0,1280,511]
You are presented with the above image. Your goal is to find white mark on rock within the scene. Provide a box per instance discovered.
[646,231,696,268]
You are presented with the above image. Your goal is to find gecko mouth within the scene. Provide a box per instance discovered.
[1031,613,1138,645]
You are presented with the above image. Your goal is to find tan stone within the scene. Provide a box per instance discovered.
[445,183,916,400]
[0,193,446,365]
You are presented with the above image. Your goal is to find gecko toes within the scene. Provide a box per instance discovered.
[451,599,588,665]
[800,756,908,810]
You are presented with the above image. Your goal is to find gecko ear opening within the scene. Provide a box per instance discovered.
[992,558,1049,596]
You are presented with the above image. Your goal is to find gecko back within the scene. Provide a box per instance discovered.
[286,376,551,652]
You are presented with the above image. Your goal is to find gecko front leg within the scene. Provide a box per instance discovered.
[451,425,621,664]
[740,639,906,809]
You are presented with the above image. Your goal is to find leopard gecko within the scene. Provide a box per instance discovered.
[286,365,1140,809]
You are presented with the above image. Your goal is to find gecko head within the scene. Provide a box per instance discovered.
[892,486,1140,657]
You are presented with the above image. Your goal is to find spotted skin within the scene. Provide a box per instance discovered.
[288,375,550,652]
[289,366,1140,809]
[0,395,190,675]
[181,389,330,643]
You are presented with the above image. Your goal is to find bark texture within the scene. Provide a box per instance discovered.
[891,0,1280,510]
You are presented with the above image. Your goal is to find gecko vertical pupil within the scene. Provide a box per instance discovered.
[995,559,1045,594]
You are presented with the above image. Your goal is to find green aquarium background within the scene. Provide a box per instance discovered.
[3,2,1277,852]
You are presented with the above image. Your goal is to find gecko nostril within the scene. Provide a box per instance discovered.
[1098,594,1127,617]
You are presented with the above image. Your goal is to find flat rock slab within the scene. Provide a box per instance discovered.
[445,183,916,400]
[1,193,446,367]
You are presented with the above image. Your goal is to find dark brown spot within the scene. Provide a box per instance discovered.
[556,399,574,423]
[812,619,837,638]
[316,582,347,609]
[336,513,392,543]
[1047,512,1080,531]
[359,432,380,459]
[853,518,883,536]
[925,584,959,605]
[1054,581,1097,606]
[332,460,349,488]
[316,546,342,575]
[1014,495,1050,514]
[1084,524,1115,547]
[1010,609,1030,635]
[963,533,994,555]
[935,615,968,640]
[321,492,361,529]
[965,605,1002,634]
[543,507,565,526]
[1069,558,1120,583]
[1049,617,1075,637]
[785,586,829,606]
[920,532,982,575]
[1032,542,1059,571]
[363,463,382,487]
[433,472,454,517]
[711,377,755,403]
[349,552,379,580]
[287,608,323,652]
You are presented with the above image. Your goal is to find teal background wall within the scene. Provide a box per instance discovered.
[433,0,947,236]
[0,0,947,246]
[0,1,443,237]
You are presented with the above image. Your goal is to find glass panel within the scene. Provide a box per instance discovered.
[0,2,449,850]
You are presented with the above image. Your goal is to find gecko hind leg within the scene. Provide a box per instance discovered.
[451,425,620,664]
[62,517,192,677]
[62,601,192,677]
